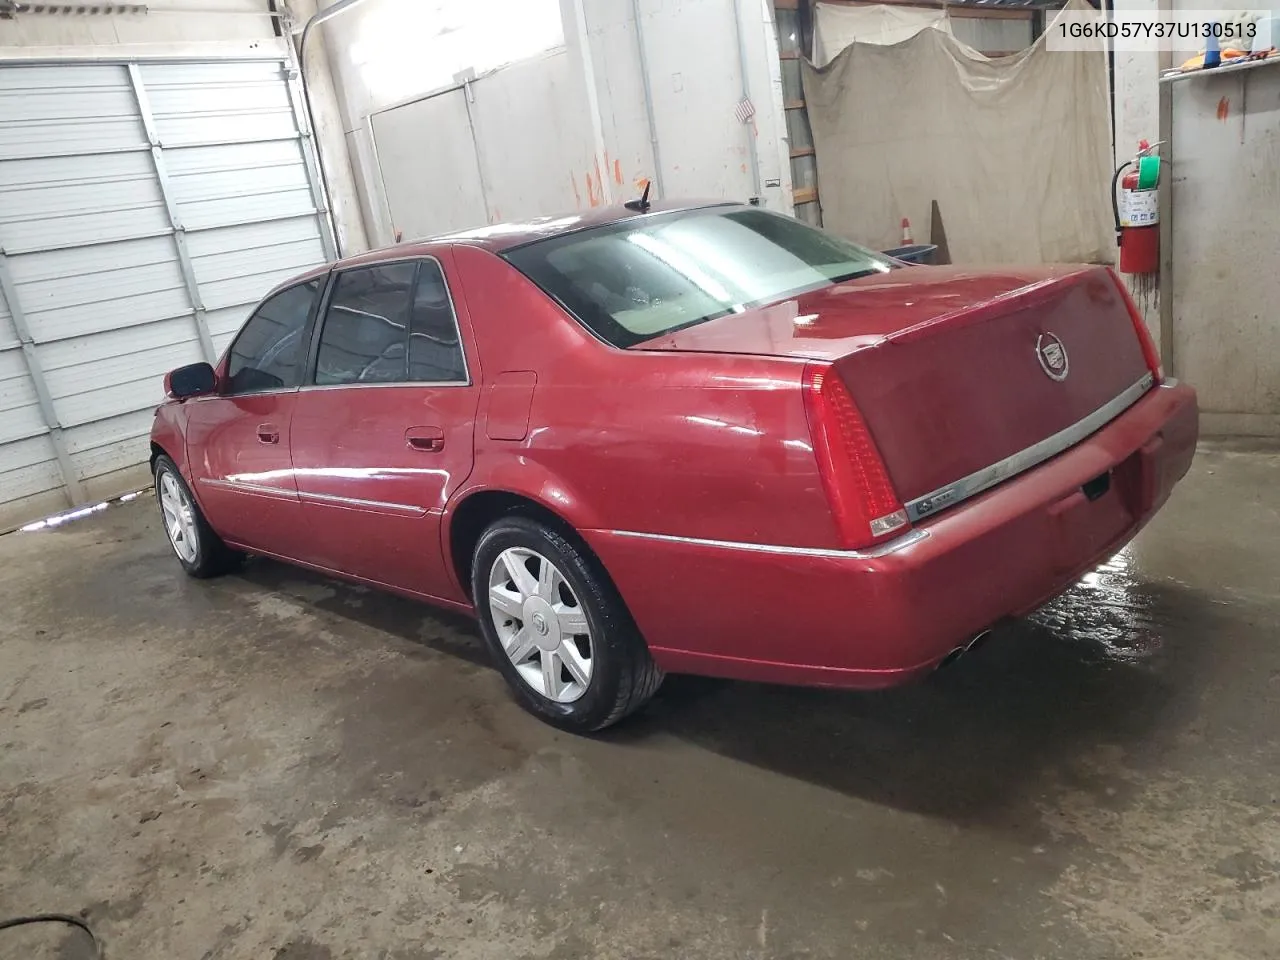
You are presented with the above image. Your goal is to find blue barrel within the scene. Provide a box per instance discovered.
[882,243,938,265]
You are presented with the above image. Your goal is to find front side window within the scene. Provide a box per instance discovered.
[314,260,467,386]
[226,279,321,394]
[502,207,895,348]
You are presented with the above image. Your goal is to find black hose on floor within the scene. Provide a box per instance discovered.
[0,914,102,958]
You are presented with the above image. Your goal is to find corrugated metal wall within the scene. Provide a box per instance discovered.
[0,58,333,532]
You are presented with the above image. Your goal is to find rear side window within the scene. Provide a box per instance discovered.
[408,260,467,383]
[503,207,893,348]
[226,279,321,394]
[314,259,467,386]
[315,263,417,386]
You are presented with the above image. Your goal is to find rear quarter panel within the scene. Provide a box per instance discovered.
[448,243,840,549]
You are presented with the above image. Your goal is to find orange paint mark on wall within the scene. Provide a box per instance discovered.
[571,173,582,208]
[1217,96,1230,121]
[740,163,747,173]
[585,170,601,207]
[633,174,649,191]
[593,156,604,201]
[613,158,624,186]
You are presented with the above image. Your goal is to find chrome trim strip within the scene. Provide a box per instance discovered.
[298,490,425,514]
[199,478,295,500]
[186,386,298,402]
[297,380,469,393]
[904,372,1156,523]
[201,477,426,514]
[606,527,929,560]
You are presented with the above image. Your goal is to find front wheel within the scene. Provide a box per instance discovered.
[154,455,242,578]
[472,516,663,732]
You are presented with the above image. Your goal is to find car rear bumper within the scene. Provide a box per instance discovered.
[584,381,1198,689]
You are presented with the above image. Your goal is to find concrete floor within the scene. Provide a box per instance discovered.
[2,442,1279,960]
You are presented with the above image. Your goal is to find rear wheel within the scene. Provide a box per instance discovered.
[154,455,242,578]
[472,515,662,732]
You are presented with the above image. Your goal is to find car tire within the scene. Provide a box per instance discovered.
[472,515,663,732]
[154,454,242,579]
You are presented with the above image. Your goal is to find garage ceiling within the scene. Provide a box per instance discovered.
[0,57,334,532]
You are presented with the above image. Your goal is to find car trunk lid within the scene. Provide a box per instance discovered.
[638,264,1154,515]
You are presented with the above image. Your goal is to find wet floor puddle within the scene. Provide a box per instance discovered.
[1028,548,1167,662]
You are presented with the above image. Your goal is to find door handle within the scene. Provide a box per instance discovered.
[406,426,445,452]
[257,422,281,444]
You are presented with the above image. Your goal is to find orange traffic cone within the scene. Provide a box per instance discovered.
[901,217,914,245]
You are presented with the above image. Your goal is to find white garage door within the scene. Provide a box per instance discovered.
[0,57,334,532]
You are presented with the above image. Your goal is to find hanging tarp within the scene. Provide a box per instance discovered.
[812,3,949,65]
[802,1,1114,265]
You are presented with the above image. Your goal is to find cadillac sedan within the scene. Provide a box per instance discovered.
[151,200,1198,732]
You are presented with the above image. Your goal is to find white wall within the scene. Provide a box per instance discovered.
[284,0,370,257]
[319,0,792,247]
[581,0,791,209]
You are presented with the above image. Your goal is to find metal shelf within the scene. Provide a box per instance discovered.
[1160,53,1280,84]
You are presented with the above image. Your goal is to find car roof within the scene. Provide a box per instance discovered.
[273,199,741,297]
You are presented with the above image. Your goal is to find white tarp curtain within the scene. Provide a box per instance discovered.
[813,3,1035,65]
[812,3,949,65]
[802,0,1115,265]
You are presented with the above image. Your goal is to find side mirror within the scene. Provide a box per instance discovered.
[165,362,217,400]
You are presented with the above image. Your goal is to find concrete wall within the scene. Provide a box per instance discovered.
[1113,0,1280,433]
[318,0,792,248]
[1167,60,1280,435]
[1110,0,1162,339]
[1112,0,1161,165]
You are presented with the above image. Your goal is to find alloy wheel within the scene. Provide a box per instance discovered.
[158,470,199,564]
[488,547,593,703]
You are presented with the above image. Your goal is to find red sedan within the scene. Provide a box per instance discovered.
[151,201,1198,731]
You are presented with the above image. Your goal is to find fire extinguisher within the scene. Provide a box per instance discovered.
[1111,140,1161,274]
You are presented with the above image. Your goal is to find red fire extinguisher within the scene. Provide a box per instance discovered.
[1111,140,1161,274]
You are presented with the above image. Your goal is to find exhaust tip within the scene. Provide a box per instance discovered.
[936,629,993,670]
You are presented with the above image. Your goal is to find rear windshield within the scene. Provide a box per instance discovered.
[502,207,895,348]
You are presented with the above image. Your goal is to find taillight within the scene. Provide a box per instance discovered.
[802,361,909,550]
[1109,268,1163,382]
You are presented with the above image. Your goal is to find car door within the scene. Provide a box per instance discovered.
[184,276,323,559]
[289,255,481,600]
